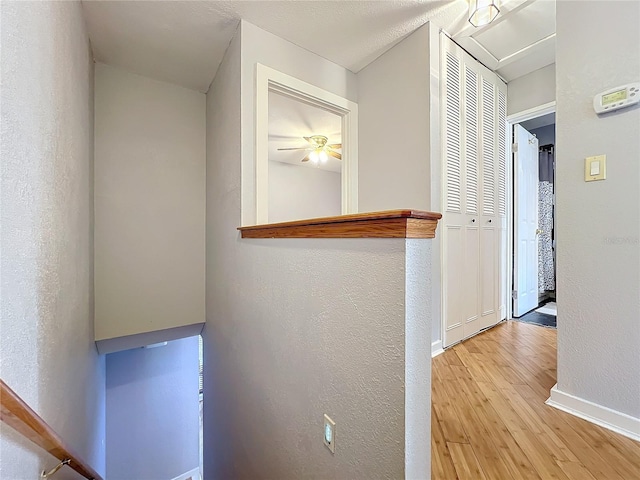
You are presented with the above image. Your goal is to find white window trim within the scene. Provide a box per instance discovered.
[255,63,358,225]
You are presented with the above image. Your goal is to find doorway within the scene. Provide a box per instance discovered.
[508,105,557,328]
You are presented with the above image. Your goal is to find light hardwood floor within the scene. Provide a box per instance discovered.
[431,320,640,480]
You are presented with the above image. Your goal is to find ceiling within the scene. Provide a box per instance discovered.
[268,92,342,173]
[82,0,556,177]
[82,0,556,92]
[451,0,555,81]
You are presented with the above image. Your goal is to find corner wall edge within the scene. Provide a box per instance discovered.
[546,384,640,442]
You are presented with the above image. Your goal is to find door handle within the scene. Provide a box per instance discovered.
[536,229,543,235]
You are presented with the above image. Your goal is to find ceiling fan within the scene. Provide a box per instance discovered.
[277,135,342,164]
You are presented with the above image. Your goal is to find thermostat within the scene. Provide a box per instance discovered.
[593,82,640,114]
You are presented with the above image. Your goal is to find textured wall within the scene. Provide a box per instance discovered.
[268,161,341,223]
[555,1,640,418]
[507,63,556,115]
[404,239,432,478]
[94,63,206,345]
[0,1,105,477]
[355,22,444,349]
[204,22,431,478]
[203,23,242,478]
[106,337,200,480]
[357,23,432,213]
[240,20,358,226]
[206,237,409,479]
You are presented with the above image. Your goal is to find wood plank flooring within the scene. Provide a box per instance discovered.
[431,321,640,480]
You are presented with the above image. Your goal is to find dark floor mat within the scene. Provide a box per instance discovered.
[514,310,556,328]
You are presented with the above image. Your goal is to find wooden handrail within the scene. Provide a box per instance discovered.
[238,209,442,239]
[0,379,103,480]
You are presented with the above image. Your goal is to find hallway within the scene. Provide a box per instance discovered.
[431,321,640,479]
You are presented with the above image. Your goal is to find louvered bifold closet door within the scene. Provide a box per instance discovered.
[496,86,508,322]
[462,63,481,339]
[479,74,498,330]
[442,42,466,347]
[441,35,506,348]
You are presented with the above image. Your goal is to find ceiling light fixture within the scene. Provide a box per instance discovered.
[309,149,329,165]
[277,134,342,164]
[468,0,500,27]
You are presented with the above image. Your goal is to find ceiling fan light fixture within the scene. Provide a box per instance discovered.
[468,0,500,27]
[278,134,341,164]
[309,135,328,149]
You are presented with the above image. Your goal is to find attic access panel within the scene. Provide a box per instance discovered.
[473,0,555,60]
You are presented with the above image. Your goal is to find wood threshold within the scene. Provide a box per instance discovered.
[238,210,442,239]
[0,379,103,480]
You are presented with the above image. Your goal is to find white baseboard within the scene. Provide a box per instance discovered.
[546,384,640,442]
[170,467,200,480]
[431,340,444,358]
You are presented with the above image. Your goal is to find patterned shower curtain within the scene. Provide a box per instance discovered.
[538,148,555,292]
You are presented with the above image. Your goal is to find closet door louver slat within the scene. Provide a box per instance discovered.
[465,66,479,215]
[445,52,462,214]
[498,90,507,217]
[481,78,496,217]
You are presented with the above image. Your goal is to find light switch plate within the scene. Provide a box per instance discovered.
[585,155,606,182]
[323,414,335,454]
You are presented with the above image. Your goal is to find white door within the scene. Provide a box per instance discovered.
[513,124,539,316]
[442,47,468,347]
[478,77,499,331]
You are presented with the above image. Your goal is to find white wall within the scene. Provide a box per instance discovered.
[356,23,444,350]
[268,161,341,223]
[106,336,200,480]
[507,63,556,115]
[203,23,242,478]
[428,28,443,351]
[0,1,105,477]
[240,21,358,226]
[357,23,433,212]
[555,1,640,419]
[94,64,206,350]
[204,22,431,478]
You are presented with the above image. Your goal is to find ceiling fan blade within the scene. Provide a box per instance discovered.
[328,144,342,149]
[303,136,313,143]
[327,150,342,160]
[277,147,311,151]
[301,154,311,162]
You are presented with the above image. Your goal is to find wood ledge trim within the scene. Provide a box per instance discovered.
[0,379,104,480]
[238,210,442,239]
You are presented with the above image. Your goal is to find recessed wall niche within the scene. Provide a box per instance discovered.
[254,64,358,225]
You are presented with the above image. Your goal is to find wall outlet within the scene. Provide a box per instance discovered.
[323,414,335,454]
